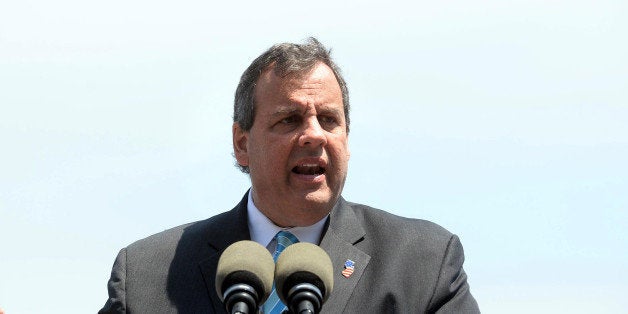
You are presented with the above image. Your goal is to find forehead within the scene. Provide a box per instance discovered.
[253,62,342,105]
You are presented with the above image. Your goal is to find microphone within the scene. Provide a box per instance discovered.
[215,241,275,314]
[275,243,334,314]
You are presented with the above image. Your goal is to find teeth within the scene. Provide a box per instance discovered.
[293,163,325,175]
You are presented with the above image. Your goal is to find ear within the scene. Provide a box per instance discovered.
[232,122,249,168]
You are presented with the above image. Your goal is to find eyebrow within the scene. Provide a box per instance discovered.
[269,104,343,118]
[270,106,301,118]
[317,106,343,116]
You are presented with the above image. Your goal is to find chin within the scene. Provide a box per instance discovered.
[300,189,337,208]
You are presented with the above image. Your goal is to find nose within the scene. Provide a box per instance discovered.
[298,117,327,147]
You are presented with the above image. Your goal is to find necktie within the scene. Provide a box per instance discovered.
[262,231,299,314]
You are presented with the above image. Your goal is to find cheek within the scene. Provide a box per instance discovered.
[260,142,291,167]
[331,136,350,155]
[329,143,350,169]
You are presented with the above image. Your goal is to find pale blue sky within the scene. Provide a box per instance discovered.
[1,1,626,313]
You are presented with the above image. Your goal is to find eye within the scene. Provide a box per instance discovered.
[272,115,301,132]
[280,115,298,124]
[318,115,338,126]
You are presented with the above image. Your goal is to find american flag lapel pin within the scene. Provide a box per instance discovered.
[342,259,355,278]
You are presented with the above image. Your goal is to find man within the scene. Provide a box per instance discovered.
[100,38,479,313]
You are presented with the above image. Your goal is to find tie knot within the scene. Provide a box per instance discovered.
[273,231,299,261]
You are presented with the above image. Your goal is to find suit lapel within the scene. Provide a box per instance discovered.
[198,193,251,314]
[319,197,371,313]
[198,194,369,313]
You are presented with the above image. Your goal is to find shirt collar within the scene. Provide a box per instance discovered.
[247,188,328,249]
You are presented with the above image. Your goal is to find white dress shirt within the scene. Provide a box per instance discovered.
[246,189,328,253]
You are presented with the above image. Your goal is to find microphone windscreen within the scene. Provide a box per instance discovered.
[274,243,334,304]
[215,240,275,303]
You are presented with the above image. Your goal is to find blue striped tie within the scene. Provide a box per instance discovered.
[262,231,299,314]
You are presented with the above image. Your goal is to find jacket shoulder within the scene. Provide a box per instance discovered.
[125,209,237,255]
[345,201,454,241]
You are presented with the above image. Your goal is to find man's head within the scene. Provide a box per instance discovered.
[234,37,350,173]
[232,38,351,227]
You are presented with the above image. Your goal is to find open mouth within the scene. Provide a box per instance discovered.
[292,164,326,176]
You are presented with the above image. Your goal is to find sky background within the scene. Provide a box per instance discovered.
[1,0,626,313]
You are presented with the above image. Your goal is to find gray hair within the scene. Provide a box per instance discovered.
[233,37,350,173]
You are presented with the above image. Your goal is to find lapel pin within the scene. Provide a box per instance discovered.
[342,259,355,278]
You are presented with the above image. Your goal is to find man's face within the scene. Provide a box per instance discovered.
[233,62,350,227]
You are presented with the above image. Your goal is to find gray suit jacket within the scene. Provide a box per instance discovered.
[100,193,479,313]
